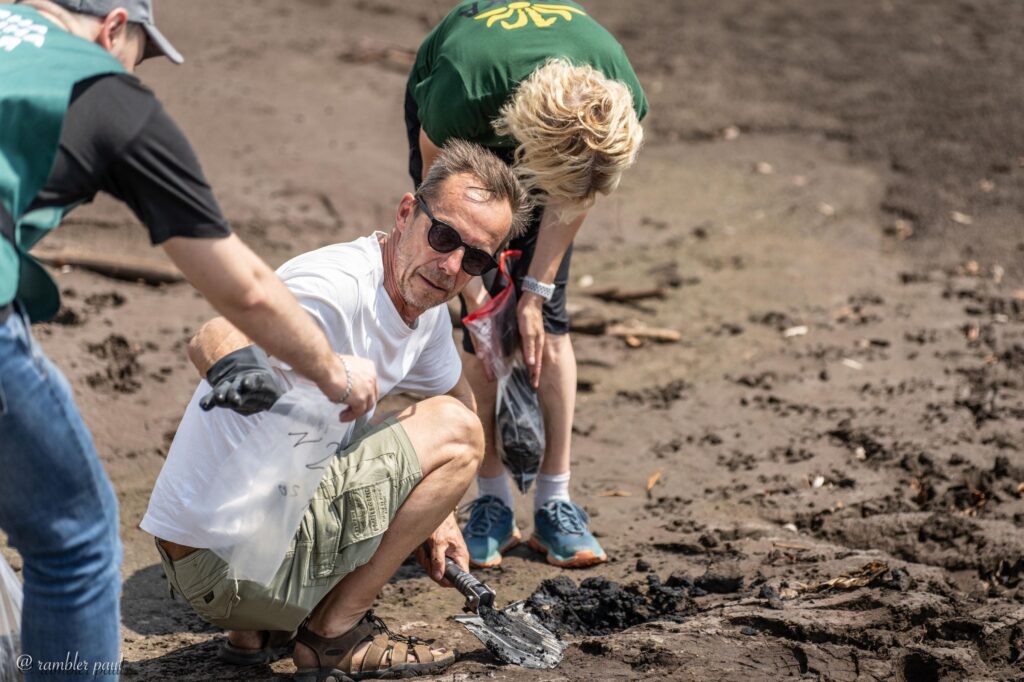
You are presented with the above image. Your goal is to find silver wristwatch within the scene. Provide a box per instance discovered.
[521,276,556,302]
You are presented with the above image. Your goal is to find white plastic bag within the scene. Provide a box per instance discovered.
[0,554,22,682]
[186,382,351,586]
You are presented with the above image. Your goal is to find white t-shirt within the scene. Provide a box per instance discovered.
[141,233,462,547]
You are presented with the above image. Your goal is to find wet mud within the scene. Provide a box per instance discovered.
[2,1,1023,680]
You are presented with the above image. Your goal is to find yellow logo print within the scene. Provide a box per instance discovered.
[475,2,586,30]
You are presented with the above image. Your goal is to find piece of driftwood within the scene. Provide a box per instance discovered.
[584,286,666,303]
[569,314,609,335]
[34,248,184,285]
[606,323,681,343]
[597,490,633,497]
[646,470,663,492]
[810,561,890,592]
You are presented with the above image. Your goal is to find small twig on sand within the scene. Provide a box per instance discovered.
[585,286,666,303]
[608,324,682,343]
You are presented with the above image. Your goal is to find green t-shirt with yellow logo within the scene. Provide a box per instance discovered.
[408,1,648,150]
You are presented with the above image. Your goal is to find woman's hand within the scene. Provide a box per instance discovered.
[518,292,545,388]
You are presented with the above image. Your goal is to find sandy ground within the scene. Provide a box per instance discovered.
[4,1,1024,680]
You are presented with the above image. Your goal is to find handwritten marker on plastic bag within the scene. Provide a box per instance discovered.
[187,382,352,585]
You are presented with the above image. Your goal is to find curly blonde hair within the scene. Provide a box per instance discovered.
[493,58,644,217]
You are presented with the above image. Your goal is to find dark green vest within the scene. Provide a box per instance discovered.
[0,3,125,321]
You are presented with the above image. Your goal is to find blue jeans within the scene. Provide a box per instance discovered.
[0,308,121,680]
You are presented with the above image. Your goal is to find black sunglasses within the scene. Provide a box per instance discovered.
[416,196,498,276]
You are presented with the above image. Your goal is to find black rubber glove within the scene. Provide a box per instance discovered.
[200,345,284,416]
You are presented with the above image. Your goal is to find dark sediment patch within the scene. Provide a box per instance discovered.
[526,574,694,637]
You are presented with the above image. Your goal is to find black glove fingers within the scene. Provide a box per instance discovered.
[240,374,264,392]
[225,387,243,407]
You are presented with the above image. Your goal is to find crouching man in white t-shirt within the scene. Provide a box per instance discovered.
[141,140,530,681]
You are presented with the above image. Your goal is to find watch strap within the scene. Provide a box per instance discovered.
[522,276,556,302]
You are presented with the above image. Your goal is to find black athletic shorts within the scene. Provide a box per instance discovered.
[404,88,573,354]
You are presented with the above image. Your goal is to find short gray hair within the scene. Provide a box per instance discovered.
[416,140,532,249]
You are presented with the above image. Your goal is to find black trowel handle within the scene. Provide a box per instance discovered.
[445,558,496,613]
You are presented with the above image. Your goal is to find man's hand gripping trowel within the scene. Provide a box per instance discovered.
[444,558,566,669]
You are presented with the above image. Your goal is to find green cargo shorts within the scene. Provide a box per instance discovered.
[155,417,421,632]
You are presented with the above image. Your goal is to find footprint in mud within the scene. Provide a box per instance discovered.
[86,334,143,394]
[48,291,127,328]
[51,306,86,326]
[616,379,691,409]
[84,291,127,311]
[748,310,800,331]
[717,450,757,472]
[827,419,891,462]
[732,371,776,389]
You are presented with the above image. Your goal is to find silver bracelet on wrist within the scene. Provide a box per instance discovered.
[338,356,353,403]
[522,276,556,302]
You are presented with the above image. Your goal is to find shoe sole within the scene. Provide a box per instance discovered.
[217,643,292,666]
[469,528,522,568]
[528,536,608,568]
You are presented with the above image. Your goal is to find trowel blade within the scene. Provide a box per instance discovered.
[454,600,566,669]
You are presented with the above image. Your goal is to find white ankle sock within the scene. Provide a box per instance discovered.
[534,472,571,511]
[476,473,514,510]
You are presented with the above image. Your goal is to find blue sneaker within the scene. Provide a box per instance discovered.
[529,500,608,567]
[461,495,521,568]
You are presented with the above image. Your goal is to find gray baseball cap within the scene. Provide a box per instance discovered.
[50,0,183,64]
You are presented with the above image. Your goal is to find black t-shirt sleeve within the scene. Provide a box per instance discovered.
[29,73,231,245]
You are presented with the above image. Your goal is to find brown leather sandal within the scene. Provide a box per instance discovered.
[293,611,456,681]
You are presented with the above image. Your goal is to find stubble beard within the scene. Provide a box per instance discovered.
[396,246,455,312]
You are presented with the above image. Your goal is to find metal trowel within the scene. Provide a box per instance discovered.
[444,558,566,669]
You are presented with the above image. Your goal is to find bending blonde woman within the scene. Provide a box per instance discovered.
[405,0,647,569]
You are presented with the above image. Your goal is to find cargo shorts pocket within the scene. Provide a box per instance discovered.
[340,478,392,546]
[305,478,392,583]
[174,551,240,623]
[307,496,342,581]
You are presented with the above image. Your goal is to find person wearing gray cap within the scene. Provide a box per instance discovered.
[0,1,376,678]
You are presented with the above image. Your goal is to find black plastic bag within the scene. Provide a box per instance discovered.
[495,362,545,493]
